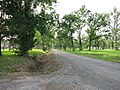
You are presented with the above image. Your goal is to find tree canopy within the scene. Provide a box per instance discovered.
[0,2,120,56]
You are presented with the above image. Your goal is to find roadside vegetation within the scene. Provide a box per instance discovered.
[0,49,44,76]
[29,49,45,57]
[1,0,120,77]
[65,49,120,63]
[0,0,58,77]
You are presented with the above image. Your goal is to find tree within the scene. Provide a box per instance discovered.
[62,14,77,51]
[0,0,12,55]
[1,0,57,56]
[8,0,37,56]
[86,13,108,51]
[75,6,90,50]
[56,26,70,50]
[109,7,120,50]
[36,8,58,51]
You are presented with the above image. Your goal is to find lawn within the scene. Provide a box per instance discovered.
[0,49,44,76]
[65,49,120,63]
[29,49,45,57]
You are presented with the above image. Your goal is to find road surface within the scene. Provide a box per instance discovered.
[0,50,120,90]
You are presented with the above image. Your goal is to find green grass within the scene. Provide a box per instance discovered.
[64,49,120,63]
[0,49,44,76]
[29,49,45,57]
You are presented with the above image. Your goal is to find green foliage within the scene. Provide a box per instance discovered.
[62,13,77,51]
[0,0,57,56]
[36,8,58,51]
[86,13,109,50]
[1,0,120,58]
[74,6,90,50]
[108,7,120,50]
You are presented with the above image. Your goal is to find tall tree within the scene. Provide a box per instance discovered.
[36,8,57,51]
[109,7,120,50]
[75,6,90,50]
[86,13,108,51]
[1,0,57,56]
[0,0,11,55]
[57,26,70,50]
[62,14,76,51]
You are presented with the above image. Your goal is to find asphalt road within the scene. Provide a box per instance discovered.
[0,50,120,90]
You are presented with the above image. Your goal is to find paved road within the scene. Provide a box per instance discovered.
[0,50,120,90]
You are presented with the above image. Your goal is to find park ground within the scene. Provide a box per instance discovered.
[0,49,62,77]
[64,49,120,63]
[0,49,120,90]
[0,49,120,77]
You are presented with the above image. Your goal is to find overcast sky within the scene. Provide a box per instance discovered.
[54,0,120,18]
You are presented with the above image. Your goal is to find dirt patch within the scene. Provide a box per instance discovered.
[1,52,63,79]
[28,52,63,74]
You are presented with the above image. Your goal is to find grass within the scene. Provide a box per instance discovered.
[0,49,44,76]
[64,49,120,63]
[29,49,45,57]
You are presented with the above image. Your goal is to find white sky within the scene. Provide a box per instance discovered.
[54,0,120,18]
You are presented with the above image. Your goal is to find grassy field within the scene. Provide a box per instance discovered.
[65,49,120,63]
[29,49,45,57]
[0,49,44,76]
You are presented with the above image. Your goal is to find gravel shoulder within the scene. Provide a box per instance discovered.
[0,49,120,90]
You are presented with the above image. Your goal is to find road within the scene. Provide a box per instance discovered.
[0,50,120,90]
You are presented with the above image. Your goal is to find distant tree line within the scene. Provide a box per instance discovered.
[55,6,120,51]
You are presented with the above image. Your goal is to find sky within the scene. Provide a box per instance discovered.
[54,0,120,18]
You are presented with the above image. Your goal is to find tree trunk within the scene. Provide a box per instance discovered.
[63,45,66,51]
[89,36,92,51]
[115,36,118,50]
[58,39,62,50]
[97,42,100,50]
[9,43,11,51]
[0,38,2,56]
[111,41,114,50]
[70,31,75,51]
[78,30,82,51]
[42,38,46,51]
[3,41,5,51]
[20,50,28,57]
